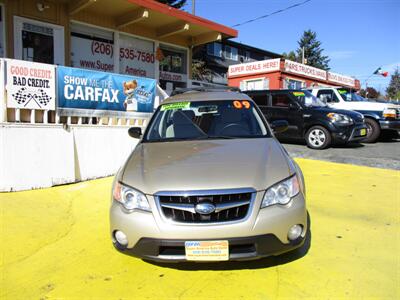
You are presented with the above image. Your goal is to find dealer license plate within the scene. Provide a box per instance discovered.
[185,240,229,261]
[360,128,367,136]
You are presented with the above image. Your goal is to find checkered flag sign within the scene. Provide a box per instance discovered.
[12,87,30,105]
[12,88,52,108]
[34,89,52,107]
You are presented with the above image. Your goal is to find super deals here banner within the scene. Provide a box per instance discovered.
[57,66,156,115]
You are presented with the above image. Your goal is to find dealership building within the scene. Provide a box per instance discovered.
[0,0,237,90]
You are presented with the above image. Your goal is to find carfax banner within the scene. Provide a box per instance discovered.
[6,59,56,110]
[57,66,156,116]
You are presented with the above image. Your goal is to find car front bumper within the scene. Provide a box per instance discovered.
[379,120,400,131]
[331,123,368,143]
[114,233,306,262]
[110,192,307,262]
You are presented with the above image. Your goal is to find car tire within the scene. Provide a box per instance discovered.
[364,118,381,143]
[305,126,331,150]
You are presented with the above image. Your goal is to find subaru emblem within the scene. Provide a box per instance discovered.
[194,203,216,215]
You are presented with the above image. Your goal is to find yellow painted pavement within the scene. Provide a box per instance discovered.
[0,159,399,300]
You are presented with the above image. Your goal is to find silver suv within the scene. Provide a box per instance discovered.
[110,90,308,262]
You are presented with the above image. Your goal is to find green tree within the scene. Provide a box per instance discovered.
[156,0,186,9]
[296,30,330,70]
[386,68,400,99]
[282,51,298,62]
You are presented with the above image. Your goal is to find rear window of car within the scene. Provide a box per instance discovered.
[271,94,290,107]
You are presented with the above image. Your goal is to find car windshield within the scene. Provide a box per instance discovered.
[337,89,367,102]
[292,90,327,107]
[143,100,270,142]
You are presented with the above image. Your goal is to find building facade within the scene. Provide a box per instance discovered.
[192,40,281,86]
[0,0,237,91]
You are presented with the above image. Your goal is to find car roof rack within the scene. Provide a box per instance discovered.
[170,86,241,96]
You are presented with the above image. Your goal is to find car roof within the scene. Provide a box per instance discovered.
[308,86,348,90]
[244,89,304,93]
[162,91,252,104]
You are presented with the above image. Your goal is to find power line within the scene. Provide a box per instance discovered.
[232,0,312,28]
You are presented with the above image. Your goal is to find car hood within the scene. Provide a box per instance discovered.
[330,101,400,111]
[121,138,292,195]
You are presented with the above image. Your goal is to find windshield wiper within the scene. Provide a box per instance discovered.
[207,135,235,139]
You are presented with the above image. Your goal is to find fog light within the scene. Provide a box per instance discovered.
[288,224,303,241]
[114,230,128,246]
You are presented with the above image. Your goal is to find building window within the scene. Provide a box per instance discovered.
[224,45,238,61]
[245,51,251,61]
[0,4,5,57]
[158,45,188,91]
[285,78,304,89]
[14,16,65,65]
[159,45,187,74]
[119,34,155,78]
[240,78,269,91]
[70,23,114,72]
[207,42,222,57]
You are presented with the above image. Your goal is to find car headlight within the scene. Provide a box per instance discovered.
[383,108,396,118]
[327,113,353,125]
[261,175,300,208]
[112,182,151,212]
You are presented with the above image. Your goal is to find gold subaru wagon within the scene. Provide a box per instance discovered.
[110,90,308,262]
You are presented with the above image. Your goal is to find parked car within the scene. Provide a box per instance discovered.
[244,89,367,149]
[110,90,308,262]
[308,87,400,142]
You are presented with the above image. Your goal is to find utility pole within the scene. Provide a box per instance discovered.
[192,0,195,15]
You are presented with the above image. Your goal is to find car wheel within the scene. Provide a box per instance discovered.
[364,118,381,143]
[305,126,331,150]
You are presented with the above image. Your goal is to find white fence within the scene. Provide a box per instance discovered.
[0,59,168,191]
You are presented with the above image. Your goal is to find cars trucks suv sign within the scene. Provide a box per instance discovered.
[6,59,56,110]
[327,72,355,87]
[283,60,327,81]
[228,58,280,77]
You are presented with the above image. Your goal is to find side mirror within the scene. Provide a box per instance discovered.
[128,127,142,139]
[270,120,289,134]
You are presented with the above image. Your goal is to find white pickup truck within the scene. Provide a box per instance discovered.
[308,87,400,142]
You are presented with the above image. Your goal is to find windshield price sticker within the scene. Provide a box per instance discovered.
[338,90,347,94]
[293,92,305,97]
[161,101,190,111]
[233,100,251,109]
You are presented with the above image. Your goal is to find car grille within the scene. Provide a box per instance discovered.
[156,190,254,224]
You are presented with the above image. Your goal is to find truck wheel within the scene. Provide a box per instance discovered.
[364,118,380,143]
[305,126,331,150]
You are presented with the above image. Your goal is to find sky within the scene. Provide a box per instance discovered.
[183,0,400,94]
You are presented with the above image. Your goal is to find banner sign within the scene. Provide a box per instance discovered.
[57,66,156,116]
[228,58,281,77]
[327,72,355,87]
[6,59,56,110]
[284,60,327,81]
